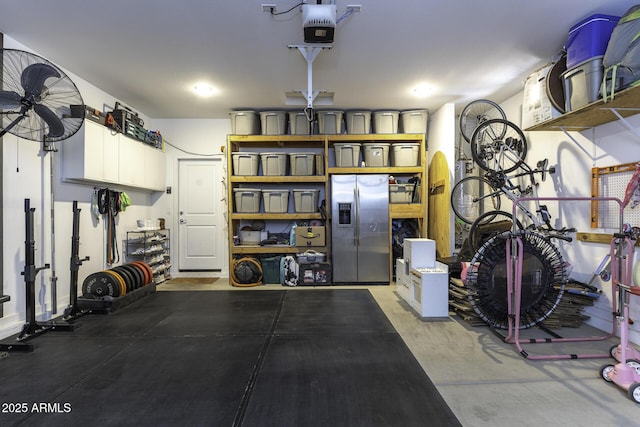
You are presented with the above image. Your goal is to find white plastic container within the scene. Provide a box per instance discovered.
[233,188,261,213]
[289,152,315,175]
[260,111,287,135]
[400,110,428,133]
[373,111,399,134]
[262,189,290,213]
[362,143,390,167]
[260,152,288,176]
[229,111,259,135]
[389,183,415,203]
[232,152,259,175]
[317,111,344,134]
[391,143,420,167]
[345,111,371,134]
[293,189,320,213]
[334,143,361,167]
[289,111,312,135]
[239,230,268,245]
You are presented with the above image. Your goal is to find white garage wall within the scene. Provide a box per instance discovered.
[0,36,159,339]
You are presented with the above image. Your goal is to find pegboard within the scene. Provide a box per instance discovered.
[591,162,640,229]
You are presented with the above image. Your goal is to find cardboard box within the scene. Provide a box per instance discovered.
[298,262,332,286]
[522,63,561,129]
[295,226,326,247]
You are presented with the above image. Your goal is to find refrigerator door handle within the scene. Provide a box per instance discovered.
[355,186,360,246]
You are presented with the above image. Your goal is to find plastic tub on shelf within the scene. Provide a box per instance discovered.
[334,143,361,167]
[260,152,288,176]
[229,111,259,135]
[362,143,390,167]
[373,111,399,134]
[262,189,290,213]
[389,183,416,203]
[391,143,420,167]
[565,14,619,69]
[232,152,259,175]
[562,55,604,111]
[345,111,371,134]
[260,111,288,135]
[289,111,312,135]
[400,110,428,133]
[233,188,261,213]
[289,152,316,175]
[317,111,344,134]
[293,189,320,213]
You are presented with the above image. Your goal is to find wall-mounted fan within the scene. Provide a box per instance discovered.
[0,48,83,143]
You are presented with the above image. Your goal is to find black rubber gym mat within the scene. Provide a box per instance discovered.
[242,334,460,427]
[275,289,397,335]
[0,290,460,426]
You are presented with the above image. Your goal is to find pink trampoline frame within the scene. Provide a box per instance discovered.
[503,196,623,360]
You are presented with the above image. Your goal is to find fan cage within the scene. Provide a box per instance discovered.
[1,48,84,142]
[465,231,567,329]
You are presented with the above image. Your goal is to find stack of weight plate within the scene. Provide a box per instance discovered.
[82,262,154,298]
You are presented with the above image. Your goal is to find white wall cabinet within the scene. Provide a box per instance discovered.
[62,121,165,191]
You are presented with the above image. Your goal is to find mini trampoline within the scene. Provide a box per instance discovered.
[465,230,567,329]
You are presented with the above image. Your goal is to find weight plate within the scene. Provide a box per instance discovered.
[112,266,134,292]
[121,263,144,289]
[83,271,119,297]
[128,261,149,285]
[104,270,126,296]
[131,261,153,285]
[83,271,119,298]
[119,264,142,289]
[128,263,145,288]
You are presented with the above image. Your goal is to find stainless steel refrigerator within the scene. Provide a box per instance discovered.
[331,174,390,283]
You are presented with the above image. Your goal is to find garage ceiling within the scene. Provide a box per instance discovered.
[0,0,633,119]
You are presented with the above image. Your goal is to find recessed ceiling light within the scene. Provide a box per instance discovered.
[193,83,216,97]
[412,84,434,98]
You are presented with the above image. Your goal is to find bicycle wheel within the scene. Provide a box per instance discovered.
[471,118,528,173]
[468,210,524,254]
[459,99,506,143]
[451,176,502,224]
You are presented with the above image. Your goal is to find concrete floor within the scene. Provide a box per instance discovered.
[159,278,640,426]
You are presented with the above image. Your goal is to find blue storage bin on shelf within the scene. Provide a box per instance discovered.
[565,14,619,69]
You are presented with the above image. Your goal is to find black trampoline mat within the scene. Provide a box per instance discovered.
[0,290,460,426]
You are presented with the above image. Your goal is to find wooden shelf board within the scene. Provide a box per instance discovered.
[389,203,424,217]
[231,213,323,220]
[230,175,326,183]
[232,246,326,254]
[526,85,640,131]
[326,133,424,142]
[328,166,423,174]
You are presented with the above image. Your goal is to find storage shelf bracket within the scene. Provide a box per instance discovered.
[288,44,332,109]
[601,107,640,140]
[555,125,598,161]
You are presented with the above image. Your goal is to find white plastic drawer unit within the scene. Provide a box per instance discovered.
[410,262,449,318]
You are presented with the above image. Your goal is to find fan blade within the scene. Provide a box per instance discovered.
[34,103,65,138]
[0,90,21,109]
[21,63,60,97]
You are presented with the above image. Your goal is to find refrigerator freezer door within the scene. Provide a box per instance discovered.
[356,175,389,282]
[331,175,358,282]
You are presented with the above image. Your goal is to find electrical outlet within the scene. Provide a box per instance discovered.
[262,4,276,12]
[346,5,362,12]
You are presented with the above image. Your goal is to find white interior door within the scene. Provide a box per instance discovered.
[178,159,224,271]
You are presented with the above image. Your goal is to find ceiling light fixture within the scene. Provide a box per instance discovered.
[193,83,216,97]
[412,84,434,98]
